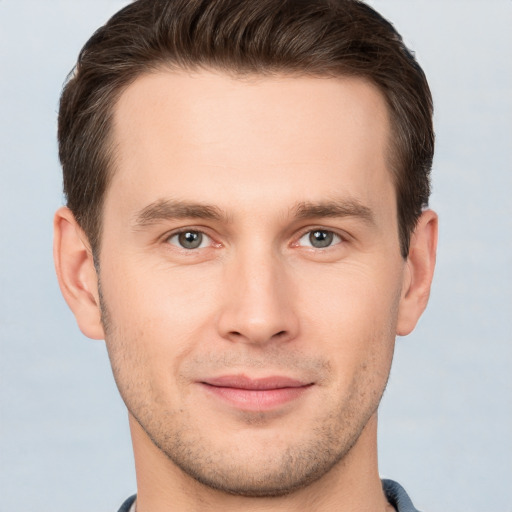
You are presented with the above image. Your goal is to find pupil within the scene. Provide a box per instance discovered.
[179,231,202,249]
[310,230,333,248]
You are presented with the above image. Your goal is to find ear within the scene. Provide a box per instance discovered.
[396,209,438,336]
[53,207,105,340]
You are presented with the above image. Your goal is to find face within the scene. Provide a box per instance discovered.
[99,70,406,496]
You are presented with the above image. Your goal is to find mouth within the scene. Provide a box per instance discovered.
[199,375,314,411]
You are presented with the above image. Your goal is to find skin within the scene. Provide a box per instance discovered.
[54,70,437,512]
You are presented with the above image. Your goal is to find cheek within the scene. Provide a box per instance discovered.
[295,261,401,372]
[99,259,224,389]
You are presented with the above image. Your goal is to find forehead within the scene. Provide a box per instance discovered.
[108,69,393,216]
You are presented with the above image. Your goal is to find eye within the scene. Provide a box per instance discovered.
[167,230,210,250]
[298,229,342,249]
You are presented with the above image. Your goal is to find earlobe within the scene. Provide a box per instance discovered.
[53,207,105,340]
[396,209,438,336]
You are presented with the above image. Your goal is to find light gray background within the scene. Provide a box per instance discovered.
[1,1,511,511]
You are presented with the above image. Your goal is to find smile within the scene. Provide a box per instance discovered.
[199,375,314,411]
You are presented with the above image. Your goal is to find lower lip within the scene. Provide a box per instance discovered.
[200,384,311,411]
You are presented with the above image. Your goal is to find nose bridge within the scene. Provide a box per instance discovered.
[217,241,298,345]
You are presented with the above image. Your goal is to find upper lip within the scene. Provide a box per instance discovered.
[201,375,311,390]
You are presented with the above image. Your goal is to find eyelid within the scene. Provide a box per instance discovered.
[159,225,349,251]
[292,226,348,246]
[163,226,220,249]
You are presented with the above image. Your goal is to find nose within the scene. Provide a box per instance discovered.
[216,249,300,346]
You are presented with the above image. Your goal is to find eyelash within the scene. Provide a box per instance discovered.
[166,229,216,250]
[165,227,346,251]
[295,229,343,249]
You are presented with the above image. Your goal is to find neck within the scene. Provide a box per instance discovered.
[130,413,391,512]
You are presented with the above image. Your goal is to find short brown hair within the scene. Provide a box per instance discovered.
[58,0,433,258]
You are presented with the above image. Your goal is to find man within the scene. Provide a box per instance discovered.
[53,0,437,510]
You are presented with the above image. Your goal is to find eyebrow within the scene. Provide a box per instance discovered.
[132,199,226,229]
[132,197,375,229]
[293,199,375,225]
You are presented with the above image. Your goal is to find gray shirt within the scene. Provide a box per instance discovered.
[382,479,422,512]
